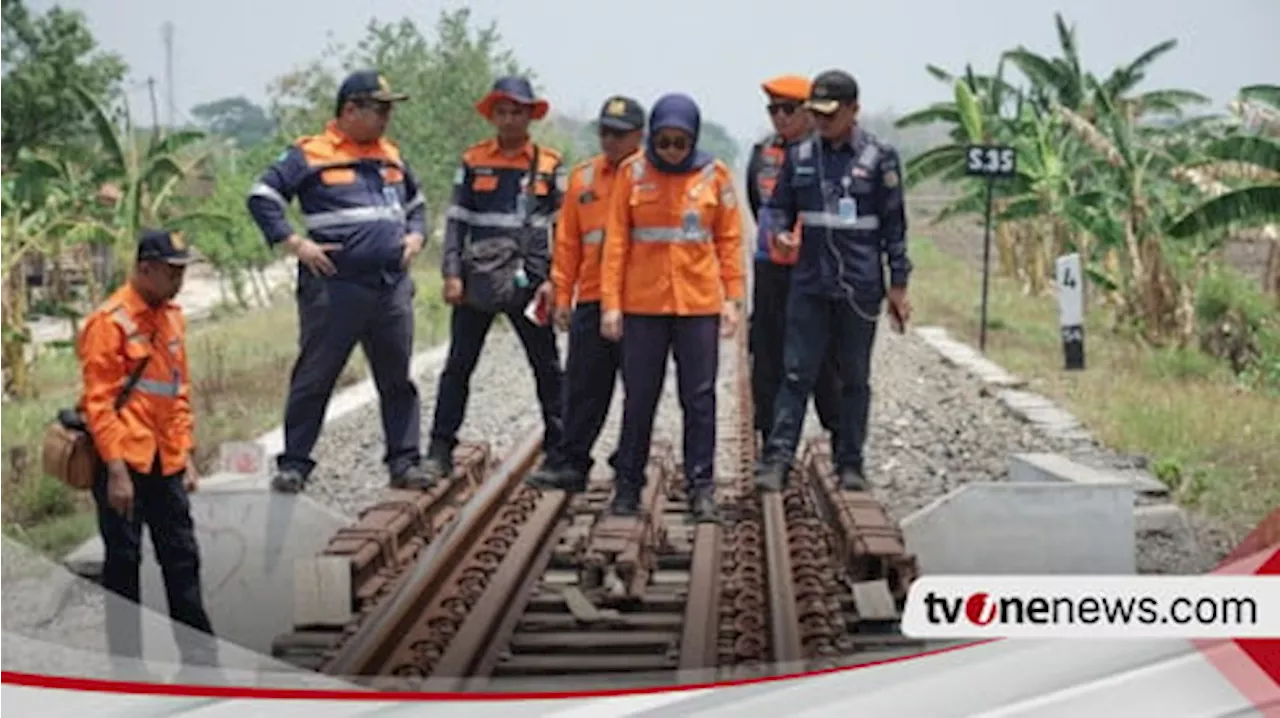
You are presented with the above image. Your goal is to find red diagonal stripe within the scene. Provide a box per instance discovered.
[1196,508,1280,712]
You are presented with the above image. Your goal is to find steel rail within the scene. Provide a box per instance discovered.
[322,431,545,677]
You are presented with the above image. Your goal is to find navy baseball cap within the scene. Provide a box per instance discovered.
[336,70,409,112]
[136,229,195,266]
[597,96,645,132]
[806,70,860,114]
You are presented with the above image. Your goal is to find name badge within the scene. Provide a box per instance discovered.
[382,186,401,209]
[681,210,702,240]
[838,196,858,224]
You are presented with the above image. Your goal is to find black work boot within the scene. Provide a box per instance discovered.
[688,489,721,524]
[527,464,588,493]
[390,461,437,491]
[421,442,454,484]
[753,461,788,493]
[837,466,870,492]
[610,483,643,516]
[271,467,307,493]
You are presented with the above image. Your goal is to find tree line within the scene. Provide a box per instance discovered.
[0,3,750,399]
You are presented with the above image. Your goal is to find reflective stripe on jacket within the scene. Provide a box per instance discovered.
[765,127,910,301]
[552,151,635,308]
[441,138,565,285]
[245,121,427,280]
[600,155,745,316]
[78,283,194,476]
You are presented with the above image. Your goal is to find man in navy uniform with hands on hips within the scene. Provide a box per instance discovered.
[246,70,433,494]
[753,69,913,494]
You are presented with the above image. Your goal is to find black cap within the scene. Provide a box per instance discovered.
[336,70,409,113]
[806,70,859,114]
[136,229,195,266]
[597,95,645,131]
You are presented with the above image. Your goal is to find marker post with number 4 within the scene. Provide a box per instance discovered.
[1056,253,1086,371]
[964,145,1017,352]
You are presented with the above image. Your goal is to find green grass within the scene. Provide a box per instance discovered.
[909,237,1280,539]
[2,259,448,558]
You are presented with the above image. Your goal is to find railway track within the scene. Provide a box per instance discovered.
[273,326,929,691]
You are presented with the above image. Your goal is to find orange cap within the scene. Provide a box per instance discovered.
[761,75,811,102]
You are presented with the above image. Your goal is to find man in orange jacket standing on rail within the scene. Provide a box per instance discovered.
[746,75,843,453]
[77,229,218,672]
[526,95,646,493]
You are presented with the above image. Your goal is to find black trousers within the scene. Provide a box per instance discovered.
[763,290,878,473]
[750,259,841,440]
[91,456,216,665]
[548,302,621,474]
[615,314,719,494]
[430,302,564,453]
[278,271,421,477]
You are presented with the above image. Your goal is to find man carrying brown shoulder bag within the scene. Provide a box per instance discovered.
[46,229,219,674]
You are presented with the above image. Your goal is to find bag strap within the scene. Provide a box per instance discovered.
[113,336,153,411]
[514,143,542,259]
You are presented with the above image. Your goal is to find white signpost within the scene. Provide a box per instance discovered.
[1055,253,1086,371]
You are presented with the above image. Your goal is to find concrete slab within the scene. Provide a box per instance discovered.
[1009,453,1169,497]
[62,340,452,575]
[64,488,350,658]
[4,536,356,687]
[901,481,1135,575]
[915,326,1026,389]
[1134,504,1193,536]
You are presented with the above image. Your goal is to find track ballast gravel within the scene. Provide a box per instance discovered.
[298,317,1223,574]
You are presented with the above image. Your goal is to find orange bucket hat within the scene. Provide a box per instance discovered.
[475,76,550,120]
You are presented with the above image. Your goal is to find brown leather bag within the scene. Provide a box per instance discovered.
[42,354,151,491]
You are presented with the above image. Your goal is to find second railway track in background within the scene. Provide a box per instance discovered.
[273,326,932,691]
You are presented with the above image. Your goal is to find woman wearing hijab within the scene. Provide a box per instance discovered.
[599,93,745,523]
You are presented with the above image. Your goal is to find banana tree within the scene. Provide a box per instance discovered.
[73,84,224,286]
[1167,126,1280,300]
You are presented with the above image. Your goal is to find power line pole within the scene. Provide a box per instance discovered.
[162,21,176,128]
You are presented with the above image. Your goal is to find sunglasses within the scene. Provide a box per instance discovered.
[768,102,800,116]
[655,135,690,151]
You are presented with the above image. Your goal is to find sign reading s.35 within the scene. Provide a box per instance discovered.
[964,145,1017,178]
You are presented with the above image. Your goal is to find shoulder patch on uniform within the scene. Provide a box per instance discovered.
[275,149,290,163]
[630,157,647,181]
[797,139,814,161]
[883,169,899,188]
[719,181,738,208]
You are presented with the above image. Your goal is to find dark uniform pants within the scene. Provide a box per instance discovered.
[551,302,620,474]
[92,456,216,665]
[763,289,878,473]
[278,271,421,477]
[750,259,841,440]
[431,302,564,453]
[616,314,719,495]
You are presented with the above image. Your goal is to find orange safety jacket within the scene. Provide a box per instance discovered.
[78,282,194,476]
[551,151,636,309]
[601,155,745,316]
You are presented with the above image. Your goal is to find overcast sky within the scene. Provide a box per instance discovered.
[31,0,1280,142]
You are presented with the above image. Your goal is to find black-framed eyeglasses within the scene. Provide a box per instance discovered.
[768,102,800,116]
[655,136,689,151]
